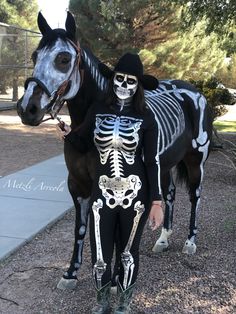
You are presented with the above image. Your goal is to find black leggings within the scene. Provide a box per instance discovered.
[89,192,150,289]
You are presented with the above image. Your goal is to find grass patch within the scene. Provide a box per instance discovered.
[214,120,236,132]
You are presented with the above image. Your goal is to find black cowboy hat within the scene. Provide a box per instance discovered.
[98,53,159,90]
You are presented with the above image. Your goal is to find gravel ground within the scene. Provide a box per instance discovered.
[0,109,235,314]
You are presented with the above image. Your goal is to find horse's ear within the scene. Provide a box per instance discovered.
[37,12,52,35]
[65,11,76,40]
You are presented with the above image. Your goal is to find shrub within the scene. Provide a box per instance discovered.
[189,77,235,120]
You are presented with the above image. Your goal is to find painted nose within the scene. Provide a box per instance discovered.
[17,96,40,118]
[20,100,43,126]
[121,81,127,88]
[27,101,40,116]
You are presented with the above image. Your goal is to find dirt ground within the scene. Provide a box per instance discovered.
[0,109,235,314]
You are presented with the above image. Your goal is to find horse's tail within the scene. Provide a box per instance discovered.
[176,160,189,188]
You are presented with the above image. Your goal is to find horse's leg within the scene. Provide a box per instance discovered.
[57,178,90,290]
[152,171,176,253]
[182,148,209,254]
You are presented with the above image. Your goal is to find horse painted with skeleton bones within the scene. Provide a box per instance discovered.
[17,12,212,290]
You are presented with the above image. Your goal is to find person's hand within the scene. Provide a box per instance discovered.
[56,122,71,140]
[149,201,164,231]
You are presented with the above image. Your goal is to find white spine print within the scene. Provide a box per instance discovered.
[145,80,210,156]
[110,150,124,177]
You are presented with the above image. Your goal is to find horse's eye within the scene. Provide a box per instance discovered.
[62,57,70,64]
[55,52,72,73]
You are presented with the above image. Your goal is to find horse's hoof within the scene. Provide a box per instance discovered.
[182,240,197,254]
[152,242,169,253]
[57,277,78,290]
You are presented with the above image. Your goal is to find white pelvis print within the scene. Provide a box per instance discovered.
[99,175,141,209]
[94,114,143,209]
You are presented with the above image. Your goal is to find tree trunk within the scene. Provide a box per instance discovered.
[12,77,18,101]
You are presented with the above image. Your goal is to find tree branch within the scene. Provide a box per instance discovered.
[0,296,19,306]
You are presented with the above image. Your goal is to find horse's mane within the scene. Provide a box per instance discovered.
[81,47,108,93]
[65,46,107,127]
[82,47,101,67]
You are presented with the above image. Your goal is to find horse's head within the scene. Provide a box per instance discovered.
[17,11,81,126]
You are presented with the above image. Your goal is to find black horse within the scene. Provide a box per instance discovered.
[17,12,212,290]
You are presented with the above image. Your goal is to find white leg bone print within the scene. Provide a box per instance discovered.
[152,175,175,253]
[92,199,107,289]
[121,201,145,289]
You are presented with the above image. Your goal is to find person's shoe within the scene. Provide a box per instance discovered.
[113,280,135,314]
[91,281,111,314]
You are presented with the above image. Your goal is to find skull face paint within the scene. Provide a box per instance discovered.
[113,72,138,100]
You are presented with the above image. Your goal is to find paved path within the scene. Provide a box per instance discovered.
[0,155,73,261]
[0,101,16,111]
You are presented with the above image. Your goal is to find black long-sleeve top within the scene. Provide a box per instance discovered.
[65,102,162,202]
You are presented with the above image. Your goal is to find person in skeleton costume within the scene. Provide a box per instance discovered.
[58,53,163,314]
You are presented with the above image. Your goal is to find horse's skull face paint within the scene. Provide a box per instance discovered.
[113,72,138,100]
[32,38,80,104]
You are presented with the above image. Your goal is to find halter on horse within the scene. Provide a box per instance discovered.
[17,12,212,290]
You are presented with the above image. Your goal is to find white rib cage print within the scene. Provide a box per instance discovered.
[144,81,186,155]
[94,114,143,177]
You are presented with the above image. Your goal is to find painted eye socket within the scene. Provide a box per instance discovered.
[54,52,72,73]
[127,78,137,85]
[116,75,125,82]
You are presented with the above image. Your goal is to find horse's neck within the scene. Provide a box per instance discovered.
[67,79,97,129]
[67,48,107,129]
[67,93,89,129]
